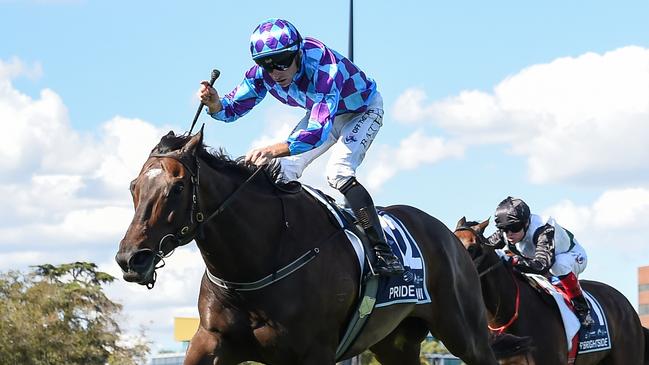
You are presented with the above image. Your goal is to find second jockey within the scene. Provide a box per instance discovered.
[197,18,404,276]
[487,196,595,328]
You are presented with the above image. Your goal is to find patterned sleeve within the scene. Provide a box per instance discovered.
[487,231,506,249]
[286,56,342,155]
[210,66,267,123]
[515,224,556,275]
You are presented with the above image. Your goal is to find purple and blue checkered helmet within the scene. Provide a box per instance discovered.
[250,18,302,60]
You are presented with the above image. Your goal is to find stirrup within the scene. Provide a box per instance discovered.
[374,250,405,276]
[578,311,595,328]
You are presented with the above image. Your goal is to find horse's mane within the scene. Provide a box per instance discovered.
[152,132,283,182]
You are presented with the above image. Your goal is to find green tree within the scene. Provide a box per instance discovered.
[0,262,149,365]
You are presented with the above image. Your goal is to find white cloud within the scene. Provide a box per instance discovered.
[363,131,465,191]
[391,46,649,185]
[0,58,199,352]
[541,199,593,233]
[0,63,176,249]
[0,57,42,81]
[546,187,649,232]
[94,116,170,195]
[592,188,649,228]
[391,88,436,124]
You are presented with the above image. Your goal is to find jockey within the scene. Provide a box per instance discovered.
[486,196,595,328]
[197,18,404,276]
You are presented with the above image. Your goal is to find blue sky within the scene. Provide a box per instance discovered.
[1,0,648,354]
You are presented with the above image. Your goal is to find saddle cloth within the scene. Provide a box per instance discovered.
[302,185,431,307]
[525,274,612,354]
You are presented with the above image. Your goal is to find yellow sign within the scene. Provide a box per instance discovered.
[174,317,199,342]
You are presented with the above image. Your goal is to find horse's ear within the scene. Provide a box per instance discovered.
[183,126,204,156]
[475,218,490,233]
[456,216,467,229]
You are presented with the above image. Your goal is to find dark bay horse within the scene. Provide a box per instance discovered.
[115,130,498,365]
[454,217,649,365]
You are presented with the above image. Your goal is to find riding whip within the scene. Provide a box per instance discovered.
[189,69,220,135]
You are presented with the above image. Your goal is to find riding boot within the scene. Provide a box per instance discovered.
[339,178,405,276]
[559,272,595,328]
[355,206,405,276]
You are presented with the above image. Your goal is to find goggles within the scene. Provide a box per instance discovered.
[255,51,298,72]
[500,222,525,233]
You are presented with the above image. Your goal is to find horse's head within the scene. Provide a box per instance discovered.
[455,216,510,278]
[115,130,204,287]
[454,216,491,259]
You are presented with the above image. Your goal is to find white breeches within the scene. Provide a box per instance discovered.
[278,92,384,190]
[550,241,587,277]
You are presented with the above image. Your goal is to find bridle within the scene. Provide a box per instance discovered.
[454,225,501,277]
[137,150,264,288]
[142,149,323,292]
[454,225,520,334]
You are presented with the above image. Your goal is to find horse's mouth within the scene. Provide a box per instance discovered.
[122,269,147,283]
[121,268,153,285]
[121,250,159,285]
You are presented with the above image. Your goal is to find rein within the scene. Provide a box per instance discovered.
[454,225,521,334]
[146,151,321,292]
[142,151,264,288]
[149,151,264,249]
[488,269,520,334]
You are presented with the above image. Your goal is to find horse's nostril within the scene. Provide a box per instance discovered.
[129,250,155,271]
[115,252,130,272]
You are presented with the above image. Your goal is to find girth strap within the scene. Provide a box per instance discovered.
[335,275,379,361]
[205,248,320,292]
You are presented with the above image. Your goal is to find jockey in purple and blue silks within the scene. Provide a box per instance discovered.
[487,196,595,328]
[197,18,404,276]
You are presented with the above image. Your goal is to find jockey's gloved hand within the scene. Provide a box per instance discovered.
[486,231,504,248]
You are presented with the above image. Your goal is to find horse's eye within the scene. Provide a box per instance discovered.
[171,182,184,195]
[129,180,136,193]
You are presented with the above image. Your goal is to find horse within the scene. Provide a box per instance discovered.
[454,217,649,365]
[490,333,536,364]
[114,130,498,365]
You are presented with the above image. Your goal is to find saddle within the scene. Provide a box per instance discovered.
[300,185,431,361]
[517,272,611,358]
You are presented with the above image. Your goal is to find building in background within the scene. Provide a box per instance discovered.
[149,352,185,365]
[148,317,199,365]
[639,265,649,327]
[150,317,460,364]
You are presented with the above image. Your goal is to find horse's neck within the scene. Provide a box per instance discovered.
[480,254,518,324]
[196,165,288,281]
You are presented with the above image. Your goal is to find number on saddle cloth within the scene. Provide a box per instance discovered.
[300,186,431,306]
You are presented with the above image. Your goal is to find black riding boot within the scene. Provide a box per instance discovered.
[339,178,405,276]
[572,294,595,328]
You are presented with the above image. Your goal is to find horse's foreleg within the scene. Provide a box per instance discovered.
[184,327,218,365]
[184,327,237,365]
[369,317,428,365]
